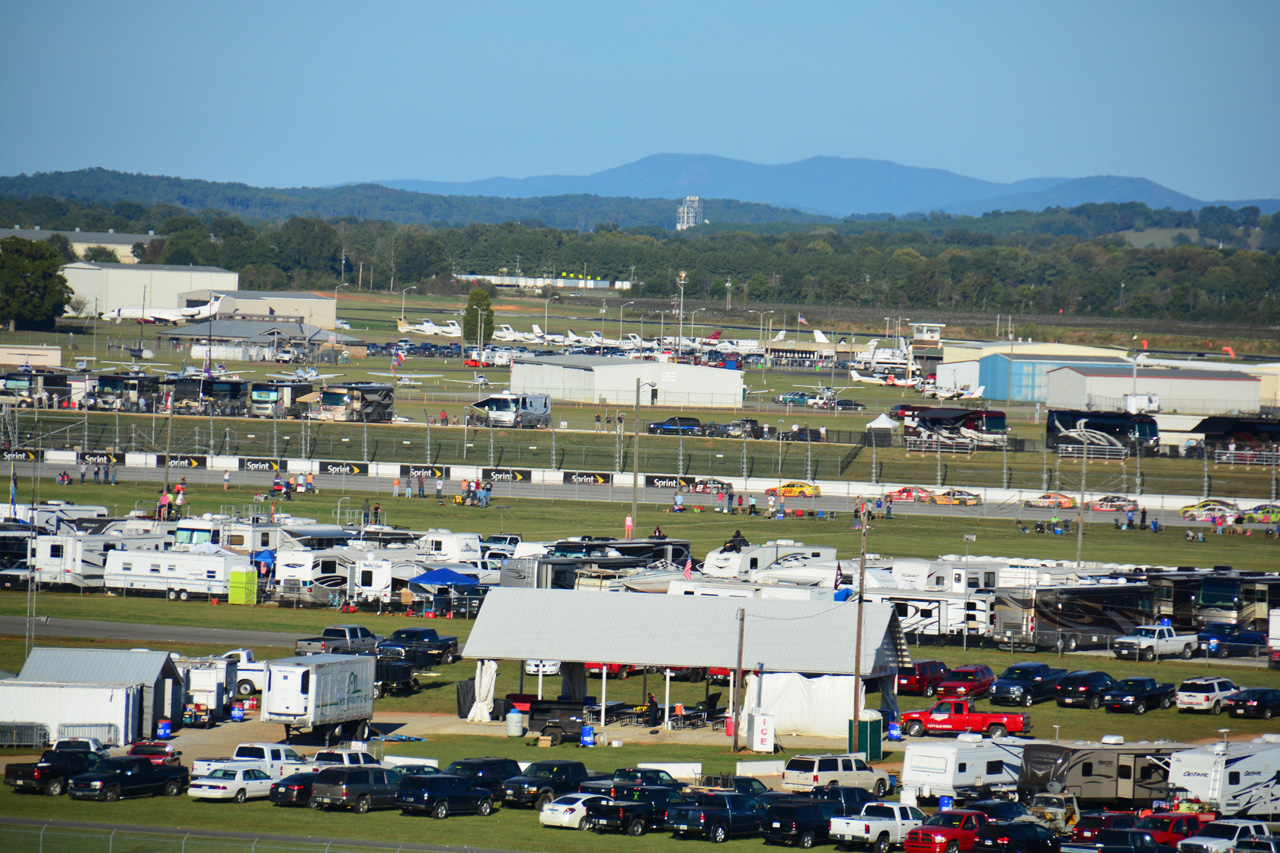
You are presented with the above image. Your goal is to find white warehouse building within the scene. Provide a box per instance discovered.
[510,356,745,408]
[1045,365,1261,416]
[61,262,239,316]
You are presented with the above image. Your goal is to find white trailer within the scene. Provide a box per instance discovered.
[702,539,838,579]
[415,529,482,563]
[171,654,238,718]
[900,733,1026,805]
[8,501,108,529]
[1167,735,1280,819]
[32,531,168,589]
[104,550,251,600]
[259,654,375,743]
[1268,608,1280,669]
[0,681,142,746]
[469,391,550,428]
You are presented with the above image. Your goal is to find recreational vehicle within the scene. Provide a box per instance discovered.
[666,577,835,601]
[1046,410,1159,452]
[1166,735,1280,819]
[91,371,161,410]
[163,377,248,416]
[104,550,251,600]
[249,380,313,419]
[900,733,1026,805]
[994,581,1156,650]
[469,392,550,428]
[1017,736,1190,808]
[897,405,1008,448]
[1193,573,1280,631]
[31,531,168,589]
[868,589,995,639]
[306,383,395,423]
[692,539,819,579]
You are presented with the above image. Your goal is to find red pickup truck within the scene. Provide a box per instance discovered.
[1132,812,1215,845]
[899,700,1032,738]
[904,810,991,853]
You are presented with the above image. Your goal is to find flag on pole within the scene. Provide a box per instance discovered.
[9,462,16,517]
[798,315,809,326]
[835,561,844,588]
[683,558,693,580]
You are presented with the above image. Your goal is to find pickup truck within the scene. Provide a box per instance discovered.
[903,809,992,853]
[500,760,607,810]
[900,700,1033,738]
[831,801,928,852]
[807,784,881,816]
[1177,820,1271,853]
[1062,828,1177,853]
[52,737,110,756]
[1023,792,1081,835]
[191,743,310,778]
[377,627,459,667]
[67,755,190,800]
[1113,626,1198,661]
[665,791,768,842]
[689,774,770,796]
[579,766,682,798]
[1100,678,1176,714]
[125,742,182,766]
[583,785,692,835]
[1197,624,1267,659]
[5,749,100,796]
[1132,814,1215,846]
[295,624,381,655]
[220,648,267,697]
[989,662,1067,707]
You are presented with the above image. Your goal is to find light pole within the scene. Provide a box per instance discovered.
[632,378,657,526]
[543,294,559,336]
[676,271,687,363]
[400,285,417,322]
[334,282,349,306]
[619,301,634,343]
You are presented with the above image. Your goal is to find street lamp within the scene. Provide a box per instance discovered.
[334,282,349,304]
[676,271,687,363]
[619,301,634,343]
[543,293,559,337]
[400,285,418,322]
[691,308,707,353]
[632,378,658,526]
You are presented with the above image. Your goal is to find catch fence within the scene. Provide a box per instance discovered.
[0,825,453,853]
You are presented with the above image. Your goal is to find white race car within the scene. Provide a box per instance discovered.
[539,792,611,828]
[188,767,274,802]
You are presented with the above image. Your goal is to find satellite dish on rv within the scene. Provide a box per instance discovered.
[1047,782,1063,794]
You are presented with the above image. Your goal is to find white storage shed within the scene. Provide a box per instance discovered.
[511,356,746,409]
[1045,365,1261,416]
[0,681,142,746]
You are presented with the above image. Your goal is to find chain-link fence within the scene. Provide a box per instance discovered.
[0,825,447,853]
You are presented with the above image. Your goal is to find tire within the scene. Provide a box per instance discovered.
[988,724,1008,737]
[923,684,936,697]
[444,651,457,665]
[163,779,180,797]
[1217,647,1230,659]
[1180,645,1193,660]
[627,819,646,836]
[579,818,595,831]
[1023,693,1035,708]
[534,791,553,812]
[167,589,177,601]
[875,833,892,853]
[799,832,816,849]
[178,589,189,601]
[1161,695,1174,710]
[353,720,369,740]
[234,789,247,804]
[236,680,255,697]
[44,778,64,797]
[433,801,448,819]
[354,795,370,814]
[1141,648,1155,662]
[105,786,120,802]
[906,721,925,737]
[477,799,492,817]
[372,683,382,700]
[546,730,562,747]
[710,824,728,844]
[1211,701,1222,716]
[1088,695,1101,710]
[1134,701,1147,715]
[310,800,325,810]
[1066,636,1079,652]
[1265,708,1273,721]
[946,843,960,853]
[873,779,887,798]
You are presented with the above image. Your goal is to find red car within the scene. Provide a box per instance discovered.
[887,486,933,502]
[585,662,640,678]
[936,664,996,699]
[905,810,991,853]
[125,741,182,766]
[1131,813,1214,845]
[463,358,492,368]
[896,660,950,696]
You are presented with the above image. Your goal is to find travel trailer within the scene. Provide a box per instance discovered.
[31,531,168,589]
[104,550,251,600]
[702,539,838,579]
[1166,735,1280,819]
[867,589,995,639]
[259,654,375,742]
[900,733,1026,805]
[666,577,835,601]
[1017,736,1191,808]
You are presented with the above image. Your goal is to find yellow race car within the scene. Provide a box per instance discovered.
[765,481,822,498]
[928,489,982,506]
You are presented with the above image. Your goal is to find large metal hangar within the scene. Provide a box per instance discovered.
[969,353,1131,403]
[180,289,337,329]
[510,356,745,408]
[1046,365,1261,416]
[62,262,239,316]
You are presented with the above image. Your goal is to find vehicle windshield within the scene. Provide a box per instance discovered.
[207,769,238,780]
[1200,578,1242,608]
[924,813,969,828]
[1116,679,1146,690]
[1031,795,1065,808]
[1003,668,1038,680]
[388,630,419,641]
[1132,628,1158,638]
[250,389,279,402]
[1200,825,1244,839]
[948,672,979,682]
[320,391,350,407]
[173,527,213,546]
[443,762,477,777]
[93,759,127,773]
[525,764,559,778]
[1136,818,1172,830]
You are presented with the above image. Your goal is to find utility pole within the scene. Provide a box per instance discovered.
[1076,443,1087,569]
[851,523,868,755]
[733,607,745,754]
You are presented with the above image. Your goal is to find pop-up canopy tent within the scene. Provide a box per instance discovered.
[408,568,478,586]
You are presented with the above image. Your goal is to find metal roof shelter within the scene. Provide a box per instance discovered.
[163,320,361,346]
[18,647,184,739]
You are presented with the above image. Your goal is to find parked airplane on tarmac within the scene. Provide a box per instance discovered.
[102,297,221,325]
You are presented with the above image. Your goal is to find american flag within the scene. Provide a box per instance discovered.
[835,562,844,588]
[683,558,693,580]
[393,348,406,367]
[797,315,809,326]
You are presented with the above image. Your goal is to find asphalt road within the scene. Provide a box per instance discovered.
[0,615,298,650]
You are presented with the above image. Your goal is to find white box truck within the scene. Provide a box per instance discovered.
[259,654,375,744]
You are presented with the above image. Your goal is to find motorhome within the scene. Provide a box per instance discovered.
[702,539,838,579]
[993,580,1157,651]
[897,405,1007,448]
[104,550,252,600]
[8,501,109,529]
[1017,736,1191,808]
[0,368,71,407]
[1166,735,1280,819]
[749,556,894,589]
[1193,573,1280,631]
[469,392,551,428]
[867,589,995,639]
[249,380,313,419]
[1046,410,1159,452]
[899,733,1026,805]
[307,383,395,422]
[163,377,248,416]
[415,529,483,564]
[91,371,161,410]
[31,530,168,589]
[273,549,350,606]
[173,517,351,553]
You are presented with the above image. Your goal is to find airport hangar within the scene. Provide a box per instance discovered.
[180,289,337,329]
[61,262,239,316]
[509,356,746,408]
[0,225,165,265]
[1046,365,1262,417]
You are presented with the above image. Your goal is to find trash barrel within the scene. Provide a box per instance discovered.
[506,708,525,737]
[887,721,902,741]
[940,795,954,810]
[580,724,595,747]
[157,718,171,738]
[230,702,245,722]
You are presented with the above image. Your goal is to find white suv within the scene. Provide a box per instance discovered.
[1179,820,1270,853]
[1176,676,1240,715]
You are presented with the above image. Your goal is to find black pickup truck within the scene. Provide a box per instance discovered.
[584,785,692,836]
[1100,677,1176,714]
[67,756,189,801]
[377,627,459,667]
[989,662,1068,707]
[805,784,877,816]
[500,760,608,810]
[1087,828,1178,853]
[666,792,768,842]
[579,767,683,798]
[5,749,100,796]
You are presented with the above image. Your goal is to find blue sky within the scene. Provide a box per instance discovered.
[2,0,1277,201]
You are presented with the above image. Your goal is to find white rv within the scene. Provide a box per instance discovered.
[900,733,1027,805]
[666,577,835,601]
[702,540,838,579]
[469,392,550,428]
[31,531,168,589]
[416,529,482,563]
[1167,735,1280,819]
[865,589,995,639]
[104,550,251,600]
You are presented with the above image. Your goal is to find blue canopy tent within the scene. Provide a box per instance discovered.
[408,568,478,586]
[252,549,276,566]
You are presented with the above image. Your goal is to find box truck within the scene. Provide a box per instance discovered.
[259,654,375,744]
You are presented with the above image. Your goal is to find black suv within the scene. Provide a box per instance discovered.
[976,821,1061,853]
[440,757,522,796]
[759,801,837,847]
[1055,670,1117,709]
[647,417,702,435]
[396,774,493,819]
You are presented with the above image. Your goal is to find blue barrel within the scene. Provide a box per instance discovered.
[940,795,954,810]
[887,722,902,741]
[1160,617,1172,627]
[580,724,595,747]
[230,702,245,722]
[156,718,171,738]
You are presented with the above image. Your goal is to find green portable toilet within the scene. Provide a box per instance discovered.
[228,565,258,605]
[848,710,883,761]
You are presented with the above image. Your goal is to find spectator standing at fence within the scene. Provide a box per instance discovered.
[435,478,444,500]
[80,462,87,484]
[362,498,370,525]
[223,469,230,490]
[624,514,634,540]
[417,474,426,498]
[819,424,827,441]
[595,412,602,432]
[306,472,315,494]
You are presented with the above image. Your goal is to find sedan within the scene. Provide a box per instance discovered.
[524,659,561,676]
[1243,503,1280,523]
[189,767,274,803]
[539,792,611,829]
[1088,495,1137,512]
[1023,492,1076,509]
[766,481,822,498]
[887,486,933,502]
[1180,499,1240,521]
[269,772,319,807]
[1226,688,1280,719]
[834,399,866,411]
[929,489,982,506]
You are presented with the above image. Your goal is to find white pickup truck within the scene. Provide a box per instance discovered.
[310,748,382,769]
[191,742,311,779]
[1113,625,1199,661]
[830,801,928,853]
[220,649,267,697]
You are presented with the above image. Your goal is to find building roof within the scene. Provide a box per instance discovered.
[0,227,165,245]
[514,355,636,370]
[1049,365,1260,381]
[65,261,234,274]
[464,588,905,676]
[163,319,361,344]
[182,289,333,301]
[992,354,1130,364]
[18,647,181,685]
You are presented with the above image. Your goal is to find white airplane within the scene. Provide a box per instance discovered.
[150,362,241,380]
[530,324,566,345]
[102,297,221,325]
[441,373,491,388]
[492,324,539,343]
[588,331,621,347]
[437,320,463,338]
[369,372,442,387]
[849,369,895,386]
[267,367,342,382]
[564,329,591,345]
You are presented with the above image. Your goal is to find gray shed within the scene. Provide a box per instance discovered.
[18,648,185,738]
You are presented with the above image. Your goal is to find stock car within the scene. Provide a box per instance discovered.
[1180,499,1240,521]
[1023,492,1076,509]
[765,481,822,498]
[1243,503,1280,523]
[1087,495,1137,512]
[887,486,933,502]
[928,489,982,506]
[691,478,732,494]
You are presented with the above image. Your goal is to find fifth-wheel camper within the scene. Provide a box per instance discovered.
[1166,735,1280,819]
[900,733,1026,805]
[1017,736,1190,808]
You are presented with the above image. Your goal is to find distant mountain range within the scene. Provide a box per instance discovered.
[379,153,1277,217]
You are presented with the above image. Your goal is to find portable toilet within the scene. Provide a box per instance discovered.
[228,565,259,605]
